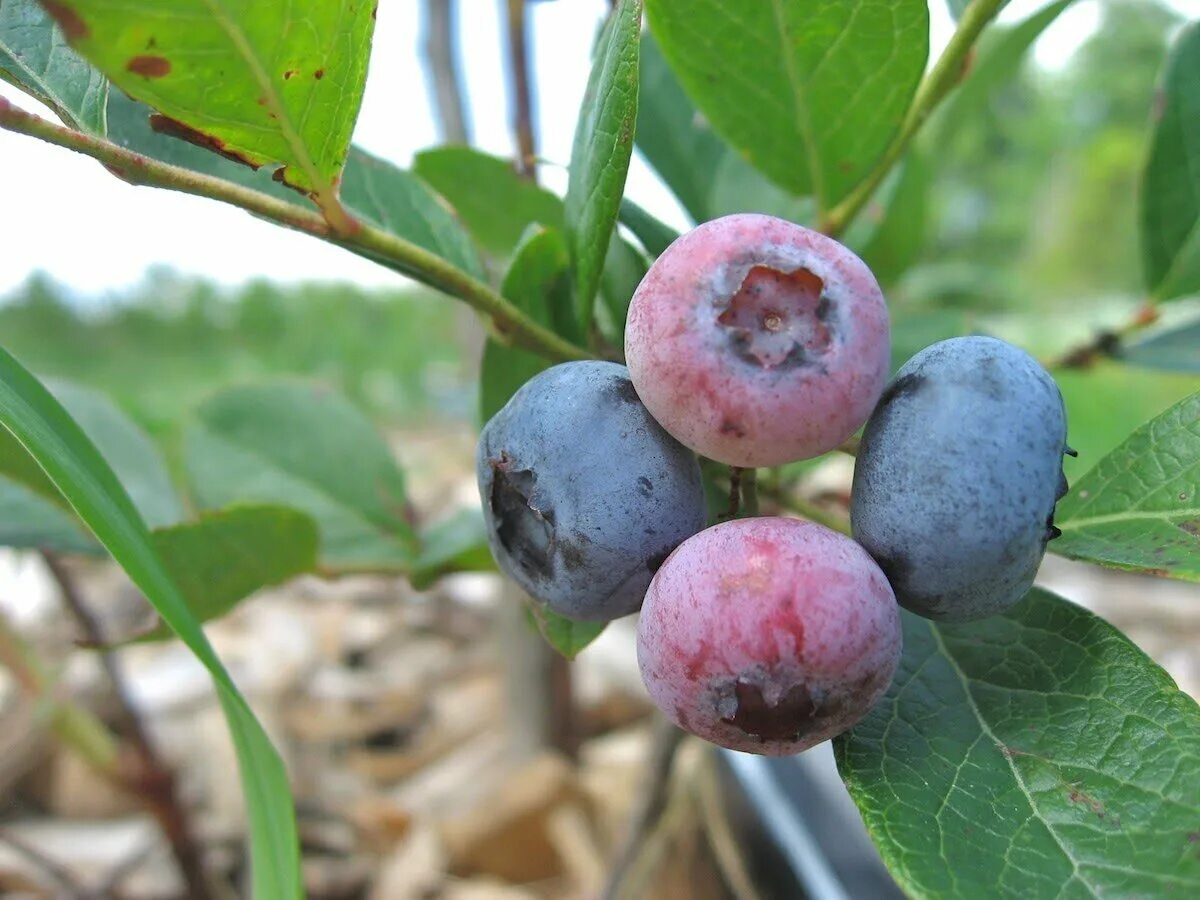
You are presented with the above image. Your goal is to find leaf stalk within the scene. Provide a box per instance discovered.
[820,0,1007,237]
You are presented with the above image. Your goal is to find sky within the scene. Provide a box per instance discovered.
[1,0,1198,299]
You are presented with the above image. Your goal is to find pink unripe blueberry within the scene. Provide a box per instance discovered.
[625,214,890,466]
[637,517,901,755]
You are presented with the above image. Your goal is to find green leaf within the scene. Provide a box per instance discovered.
[888,308,974,375]
[0,378,183,529]
[707,151,816,224]
[413,146,564,258]
[529,604,606,660]
[122,504,319,642]
[0,0,107,131]
[1052,391,1200,580]
[634,30,727,222]
[50,381,183,528]
[0,343,301,897]
[597,230,649,343]
[479,226,571,423]
[618,197,679,258]
[644,0,928,210]
[836,588,1200,899]
[635,31,809,224]
[184,381,416,573]
[1142,21,1200,301]
[106,89,298,196]
[0,417,60,511]
[859,154,932,286]
[1055,362,1198,482]
[564,0,641,328]
[860,0,1078,286]
[1120,313,1200,372]
[54,0,374,221]
[340,146,484,279]
[410,507,495,590]
[0,472,97,553]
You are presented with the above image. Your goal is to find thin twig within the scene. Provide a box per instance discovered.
[495,3,580,762]
[0,97,586,364]
[607,738,698,900]
[601,717,685,900]
[96,839,161,897]
[547,651,580,760]
[0,828,94,899]
[41,551,217,900]
[421,0,471,144]
[696,752,764,900]
[505,0,538,180]
[0,607,119,772]
[500,584,579,761]
[820,0,1006,237]
[1048,302,1160,370]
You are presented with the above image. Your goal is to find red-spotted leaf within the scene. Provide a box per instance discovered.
[45,0,375,226]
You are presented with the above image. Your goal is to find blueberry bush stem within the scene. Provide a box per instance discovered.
[820,0,1008,238]
[41,550,217,900]
[0,97,589,365]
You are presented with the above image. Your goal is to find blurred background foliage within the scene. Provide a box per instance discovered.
[911,0,1179,306]
[0,0,1194,482]
[0,270,477,440]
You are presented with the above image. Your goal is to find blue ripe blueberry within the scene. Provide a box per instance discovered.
[850,336,1071,622]
[477,361,707,622]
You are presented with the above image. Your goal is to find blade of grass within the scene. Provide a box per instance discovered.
[0,345,300,898]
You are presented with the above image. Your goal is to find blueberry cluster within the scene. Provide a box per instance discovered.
[477,213,1072,754]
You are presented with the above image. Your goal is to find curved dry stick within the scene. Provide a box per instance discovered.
[42,552,218,900]
[422,0,471,144]
[601,716,685,900]
[505,0,538,180]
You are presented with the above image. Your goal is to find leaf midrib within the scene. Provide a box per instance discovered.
[200,0,323,195]
[767,0,824,206]
[928,623,1098,898]
[1060,507,1200,529]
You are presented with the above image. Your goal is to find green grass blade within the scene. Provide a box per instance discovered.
[0,344,300,898]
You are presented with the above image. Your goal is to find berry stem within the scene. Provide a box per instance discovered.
[742,467,760,517]
[0,97,589,365]
[725,466,744,520]
[819,0,1007,238]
